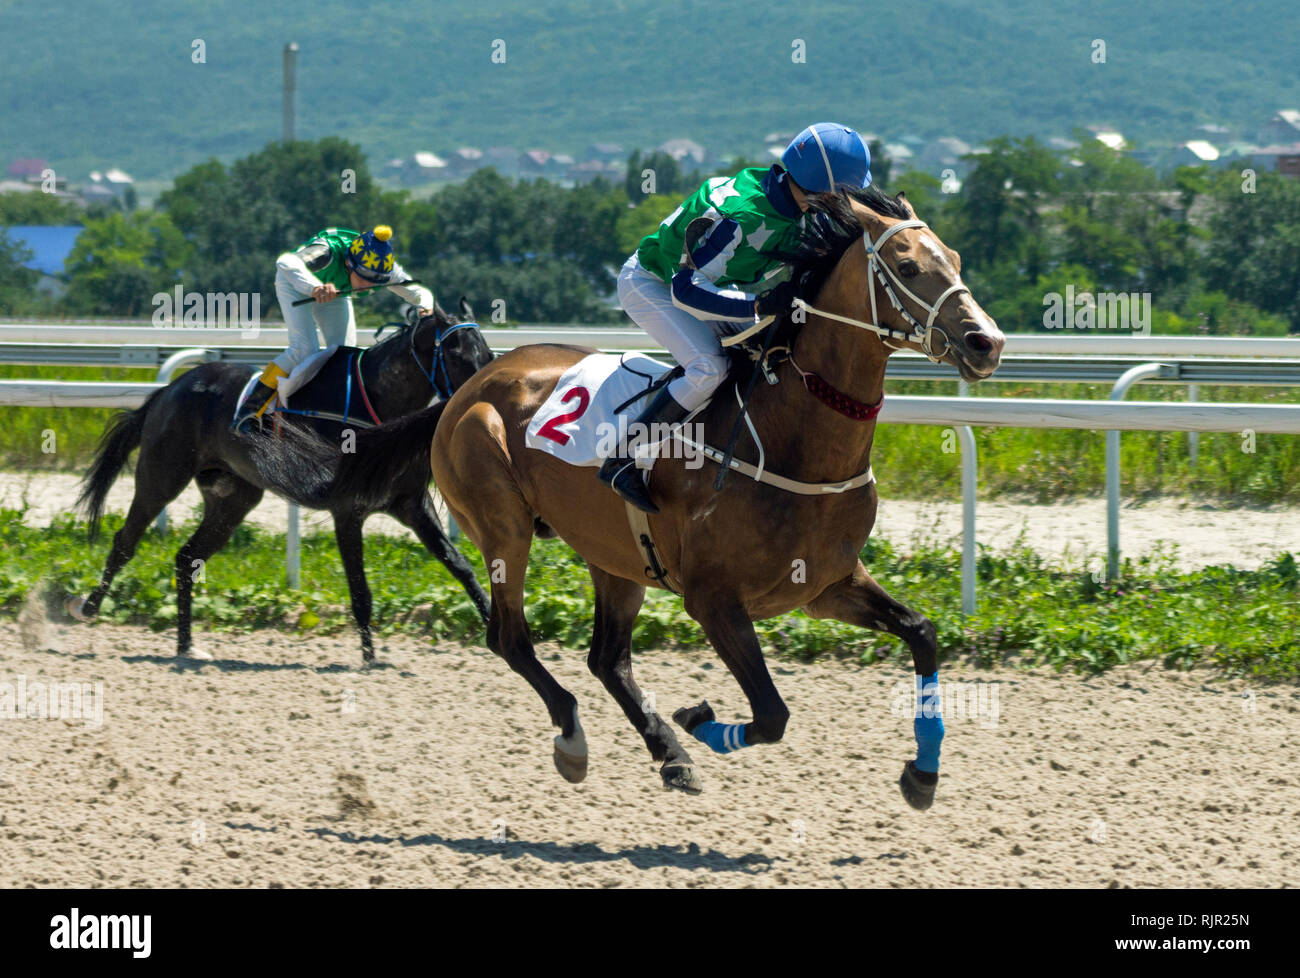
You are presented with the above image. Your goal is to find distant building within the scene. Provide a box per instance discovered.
[1,224,82,297]
[412,152,448,181]
[657,138,707,164]
[881,143,914,171]
[519,149,552,175]
[917,136,972,171]
[6,158,48,180]
[1170,140,1221,167]
[1250,142,1300,176]
[380,153,450,186]
[584,143,625,163]
[569,159,619,184]
[483,146,520,177]
[449,147,484,175]
[85,168,135,200]
[1257,110,1300,147]
[1219,141,1261,162]
[1087,127,1127,151]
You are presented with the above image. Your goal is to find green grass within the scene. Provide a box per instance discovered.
[0,364,158,471]
[5,507,1297,679]
[7,365,1300,503]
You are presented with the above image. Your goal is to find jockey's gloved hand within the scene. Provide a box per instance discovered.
[755,280,797,318]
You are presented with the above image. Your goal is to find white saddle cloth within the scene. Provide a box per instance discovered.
[524,353,673,467]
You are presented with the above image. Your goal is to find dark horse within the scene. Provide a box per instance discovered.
[289,187,1005,808]
[69,301,494,662]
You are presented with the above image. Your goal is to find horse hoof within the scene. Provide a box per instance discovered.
[899,761,938,811]
[671,700,716,734]
[553,745,588,784]
[180,646,214,661]
[65,596,94,623]
[660,763,704,795]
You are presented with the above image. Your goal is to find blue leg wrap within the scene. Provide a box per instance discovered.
[914,671,944,773]
[690,721,749,754]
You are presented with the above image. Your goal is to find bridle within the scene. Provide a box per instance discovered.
[791,218,970,362]
[376,315,483,401]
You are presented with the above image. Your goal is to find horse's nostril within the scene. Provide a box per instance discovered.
[964,331,994,355]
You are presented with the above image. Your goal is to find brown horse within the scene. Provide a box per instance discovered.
[336,186,1004,807]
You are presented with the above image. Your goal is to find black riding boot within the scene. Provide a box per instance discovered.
[597,386,690,513]
[231,380,278,433]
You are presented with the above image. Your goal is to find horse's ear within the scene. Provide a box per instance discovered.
[895,190,917,219]
[458,296,474,321]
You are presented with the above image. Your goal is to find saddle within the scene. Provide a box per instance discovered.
[236,345,384,430]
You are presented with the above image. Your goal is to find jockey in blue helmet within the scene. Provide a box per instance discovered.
[600,123,871,512]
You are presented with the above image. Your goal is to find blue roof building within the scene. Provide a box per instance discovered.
[3,225,83,276]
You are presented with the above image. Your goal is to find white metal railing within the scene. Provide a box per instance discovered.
[3,326,1299,603]
[2,323,1299,357]
[5,379,1298,609]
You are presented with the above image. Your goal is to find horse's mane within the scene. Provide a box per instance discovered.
[775,184,911,306]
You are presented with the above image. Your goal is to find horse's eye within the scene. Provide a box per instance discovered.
[899,260,920,279]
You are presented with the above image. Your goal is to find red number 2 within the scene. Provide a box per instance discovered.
[536,386,591,446]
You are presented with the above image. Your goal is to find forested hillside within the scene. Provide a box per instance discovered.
[3,0,1298,179]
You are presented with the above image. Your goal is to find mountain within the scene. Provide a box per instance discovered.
[3,0,1298,180]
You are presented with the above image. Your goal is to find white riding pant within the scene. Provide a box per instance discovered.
[273,270,357,375]
[617,254,729,411]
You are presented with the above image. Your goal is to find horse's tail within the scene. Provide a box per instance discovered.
[239,401,449,510]
[77,387,166,542]
[329,401,450,508]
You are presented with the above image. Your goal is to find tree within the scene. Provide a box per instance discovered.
[1202,169,1300,329]
[0,190,82,225]
[62,211,192,316]
[950,136,1060,277]
[159,138,391,297]
[616,194,679,256]
[408,169,625,322]
[0,230,42,314]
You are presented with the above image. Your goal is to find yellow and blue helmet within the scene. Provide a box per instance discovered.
[346,225,397,283]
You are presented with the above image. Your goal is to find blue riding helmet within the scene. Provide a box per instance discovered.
[781,124,871,193]
[346,224,397,283]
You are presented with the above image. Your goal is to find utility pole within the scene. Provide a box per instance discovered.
[283,42,298,142]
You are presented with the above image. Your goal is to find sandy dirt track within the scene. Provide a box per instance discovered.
[2,614,1296,889]
[3,470,1298,571]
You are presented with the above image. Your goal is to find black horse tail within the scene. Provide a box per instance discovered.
[330,401,450,508]
[78,387,166,541]
[240,401,449,510]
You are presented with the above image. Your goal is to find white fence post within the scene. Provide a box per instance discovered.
[1106,364,1172,580]
[958,425,978,615]
[955,379,977,615]
[286,501,301,588]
